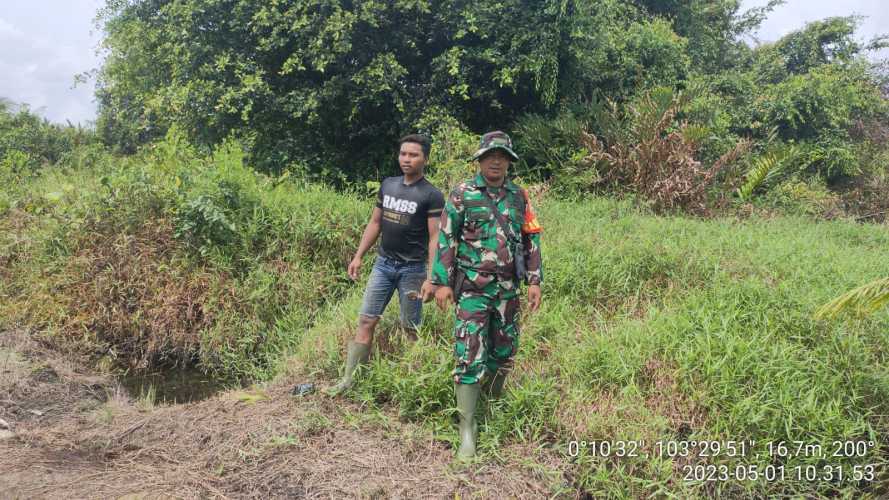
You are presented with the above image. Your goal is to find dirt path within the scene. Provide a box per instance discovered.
[0,331,570,499]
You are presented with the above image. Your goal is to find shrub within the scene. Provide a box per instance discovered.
[759,177,843,217]
[576,87,751,215]
[0,133,369,379]
[750,63,885,146]
[513,109,589,181]
[0,101,98,171]
[416,109,478,193]
[737,142,801,201]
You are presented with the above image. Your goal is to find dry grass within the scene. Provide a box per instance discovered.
[1,329,110,428]
[54,219,219,369]
[0,329,574,499]
[639,357,706,433]
[580,89,751,216]
[0,208,36,285]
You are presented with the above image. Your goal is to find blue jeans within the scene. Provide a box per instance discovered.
[359,255,426,328]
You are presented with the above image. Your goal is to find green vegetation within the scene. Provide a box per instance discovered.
[3,127,889,495]
[93,1,889,219]
[0,99,98,171]
[817,278,889,319]
[1,127,367,380]
[338,198,889,497]
[95,0,695,175]
[3,0,889,496]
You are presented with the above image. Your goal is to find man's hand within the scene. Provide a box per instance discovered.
[527,284,541,312]
[347,257,362,281]
[420,279,437,303]
[435,286,454,311]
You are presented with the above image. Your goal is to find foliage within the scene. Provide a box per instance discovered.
[96,0,691,178]
[175,194,239,256]
[641,18,889,209]
[416,109,478,194]
[750,63,886,147]
[0,134,367,379]
[759,177,843,217]
[632,0,784,71]
[679,82,742,165]
[737,142,800,200]
[752,16,880,82]
[513,109,589,181]
[816,277,889,319]
[91,0,889,213]
[576,87,751,214]
[0,100,97,172]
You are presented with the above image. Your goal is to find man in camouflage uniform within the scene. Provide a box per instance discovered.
[431,131,543,460]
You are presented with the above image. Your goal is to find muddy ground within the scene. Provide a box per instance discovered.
[0,330,572,499]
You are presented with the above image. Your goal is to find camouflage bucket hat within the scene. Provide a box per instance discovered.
[472,130,519,162]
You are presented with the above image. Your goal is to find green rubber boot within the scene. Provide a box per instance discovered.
[323,341,371,396]
[455,383,481,460]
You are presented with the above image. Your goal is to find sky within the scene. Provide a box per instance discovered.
[0,0,105,125]
[743,0,889,55]
[0,0,886,125]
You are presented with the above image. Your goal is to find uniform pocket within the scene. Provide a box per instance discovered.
[464,207,492,240]
[463,270,494,291]
[466,206,490,222]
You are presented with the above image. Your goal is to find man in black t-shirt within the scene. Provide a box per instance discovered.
[324,134,445,396]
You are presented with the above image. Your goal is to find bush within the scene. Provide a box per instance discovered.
[736,141,800,201]
[416,109,478,193]
[759,177,843,217]
[0,101,98,171]
[574,87,751,215]
[0,133,369,379]
[513,109,589,181]
[749,63,885,156]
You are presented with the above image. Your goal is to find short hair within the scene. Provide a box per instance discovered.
[399,134,431,159]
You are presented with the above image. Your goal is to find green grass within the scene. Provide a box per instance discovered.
[301,199,889,497]
[2,138,889,497]
[0,135,369,380]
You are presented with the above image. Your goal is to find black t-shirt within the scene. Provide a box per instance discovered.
[376,176,445,262]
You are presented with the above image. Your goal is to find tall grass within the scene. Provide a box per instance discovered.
[291,197,889,497]
[3,133,889,496]
[0,131,369,380]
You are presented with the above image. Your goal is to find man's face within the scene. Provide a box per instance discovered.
[478,149,511,185]
[399,142,427,176]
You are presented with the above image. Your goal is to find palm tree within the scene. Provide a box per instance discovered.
[815,277,889,319]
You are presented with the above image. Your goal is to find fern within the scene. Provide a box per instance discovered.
[815,277,889,319]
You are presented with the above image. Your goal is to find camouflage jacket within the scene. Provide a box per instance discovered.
[431,174,542,294]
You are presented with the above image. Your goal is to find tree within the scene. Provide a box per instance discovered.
[630,0,784,71]
[96,0,689,178]
[0,101,96,171]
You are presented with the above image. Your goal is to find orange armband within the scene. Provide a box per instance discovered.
[520,190,542,235]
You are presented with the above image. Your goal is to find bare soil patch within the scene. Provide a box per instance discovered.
[0,330,570,499]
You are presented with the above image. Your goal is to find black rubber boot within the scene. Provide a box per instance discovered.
[323,341,371,396]
[455,383,480,460]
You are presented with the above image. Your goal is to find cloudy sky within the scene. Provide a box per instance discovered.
[1,0,886,125]
[1,0,105,124]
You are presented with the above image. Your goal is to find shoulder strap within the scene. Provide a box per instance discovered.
[484,193,519,242]
[511,189,526,220]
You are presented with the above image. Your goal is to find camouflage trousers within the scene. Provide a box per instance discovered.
[453,280,521,385]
